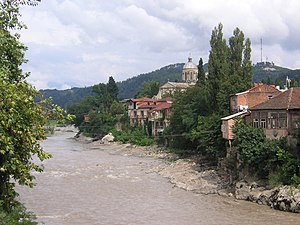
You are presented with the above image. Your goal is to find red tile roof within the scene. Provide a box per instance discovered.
[250,87,300,110]
[127,97,154,103]
[248,83,278,93]
[149,102,172,113]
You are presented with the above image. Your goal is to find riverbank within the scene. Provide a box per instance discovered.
[73,132,300,213]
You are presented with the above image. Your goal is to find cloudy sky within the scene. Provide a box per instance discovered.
[18,0,300,90]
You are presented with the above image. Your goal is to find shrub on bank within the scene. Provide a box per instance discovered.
[111,127,155,146]
[0,202,37,225]
[233,122,300,186]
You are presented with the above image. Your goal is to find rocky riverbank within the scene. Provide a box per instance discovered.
[73,132,300,213]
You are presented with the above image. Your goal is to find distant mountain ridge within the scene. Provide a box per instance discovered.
[40,62,300,108]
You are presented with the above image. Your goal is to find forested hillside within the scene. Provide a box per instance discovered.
[117,63,184,99]
[40,87,94,108]
[253,61,300,86]
[40,61,300,108]
[40,63,186,107]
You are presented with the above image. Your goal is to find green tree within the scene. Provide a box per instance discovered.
[67,96,98,127]
[208,24,252,115]
[197,57,206,83]
[166,84,212,150]
[233,121,300,184]
[191,114,226,160]
[135,81,160,98]
[107,76,119,100]
[208,23,230,114]
[0,0,54,212]
[242,38,253,90]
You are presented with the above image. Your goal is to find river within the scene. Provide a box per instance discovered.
[17,131,300,225]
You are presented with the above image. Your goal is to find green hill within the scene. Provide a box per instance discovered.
[117,63,184,99]
[40,63,185,108]
[40,62,300,108]
[40,87,94,109]
[252,61,296,85]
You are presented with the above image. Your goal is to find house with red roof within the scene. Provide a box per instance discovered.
[230,83,281,113]
[222,83,282,141]
[124,97,156,126]
[124,97,173,133]
[249,87,300,140]
[148,98,173,136]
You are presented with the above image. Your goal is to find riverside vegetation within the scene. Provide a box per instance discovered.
[0,1,73,223]
[69,24,300,212]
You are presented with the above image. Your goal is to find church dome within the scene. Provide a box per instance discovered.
[183,56,197,69]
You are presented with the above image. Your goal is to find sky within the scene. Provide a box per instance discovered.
[18,0,300,90]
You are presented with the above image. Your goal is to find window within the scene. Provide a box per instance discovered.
[253,119,259,128]
[278,113,287,128]
[260,112,267,128]
[133,111,137,117]
[260,118,266,128]
[141,111,144,118]
[269,112,278,129]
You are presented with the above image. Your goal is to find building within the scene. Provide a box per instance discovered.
[125,97,156,126]
[181,55,198,83]
[230,83,281,113]
[156,81,190,99]
[221,111,249,140]
[124,97,173,134]
[222,83,282,140]
[148,98,172,136]
[249,87,300,140]
[156,55,198,99]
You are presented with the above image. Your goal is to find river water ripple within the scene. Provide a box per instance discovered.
[17,132,300,225]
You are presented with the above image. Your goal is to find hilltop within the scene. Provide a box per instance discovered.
[40,62,300,108]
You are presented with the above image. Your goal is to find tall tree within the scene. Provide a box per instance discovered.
[207,24,252,115]
[0,0,56,211]
[208,23,230,114]
[197,57,206,84]
[242,38,253,90]
[107,76,119,100]
[229,27,244,89]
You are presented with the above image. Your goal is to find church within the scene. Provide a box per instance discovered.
[156,55,198,99]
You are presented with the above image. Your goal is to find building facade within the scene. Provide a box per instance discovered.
[249,87,300,140]
[230,83,281,113]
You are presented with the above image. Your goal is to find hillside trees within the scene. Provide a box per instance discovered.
[0,0,65,213]
[68,76,127,137]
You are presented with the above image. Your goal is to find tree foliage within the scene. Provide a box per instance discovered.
[67,76,126,138]
[233,121,300,184]
[135,81,159,98]
[167,23,252,155]
[0,0,63,213]
[208,24,252,115]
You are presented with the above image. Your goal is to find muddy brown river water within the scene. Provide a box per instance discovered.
[17,131,300,225]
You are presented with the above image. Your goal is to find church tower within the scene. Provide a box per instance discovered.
[182,55,198,83]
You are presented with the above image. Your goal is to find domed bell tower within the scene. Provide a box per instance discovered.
[182,55,198,83]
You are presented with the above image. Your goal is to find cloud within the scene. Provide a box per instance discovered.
[18,0,300,90]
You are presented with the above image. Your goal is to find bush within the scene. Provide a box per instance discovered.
[233,121,300,185]
[111,127,155,146]
[0,202,37,225]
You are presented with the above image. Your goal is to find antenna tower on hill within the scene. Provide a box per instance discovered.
[260,38,263,63]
